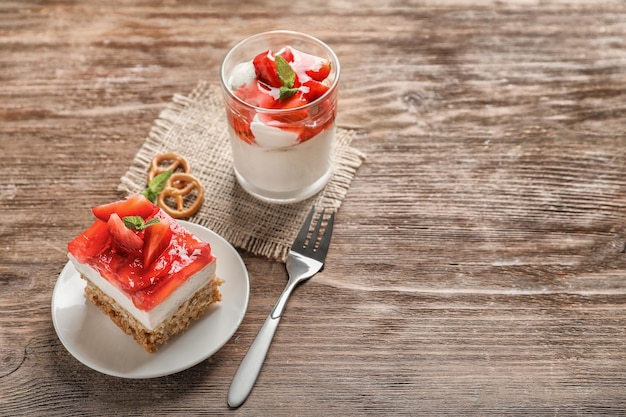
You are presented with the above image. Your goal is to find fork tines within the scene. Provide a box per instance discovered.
[291,206,335,263]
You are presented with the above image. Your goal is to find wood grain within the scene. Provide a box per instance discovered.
[2,1,626,415]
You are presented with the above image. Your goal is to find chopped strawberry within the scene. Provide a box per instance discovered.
[302,80,330,102]
[299,96,336,142]
[107,213,144,253]
[67,219,111,263]
[142,215,173,268]
[276,46,295,62]
[92,194,157,222]
[234,80,277,109]
[306,60,331,82]
[278,90,308,109]
[270,90,309,123]
[253,50,282,88]
[288,48,331,82]
[229,113,255,144]
[298,121,327,142]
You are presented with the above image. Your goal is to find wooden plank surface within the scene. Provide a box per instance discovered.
[2,1,626,415]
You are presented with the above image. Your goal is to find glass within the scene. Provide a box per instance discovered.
[220,30,340,204]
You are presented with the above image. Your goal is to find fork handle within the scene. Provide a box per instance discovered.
[228,278,301,408]
[227,312,281,408]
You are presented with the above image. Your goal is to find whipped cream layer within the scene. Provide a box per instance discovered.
[68,253,216,331]
[228,125,334,193]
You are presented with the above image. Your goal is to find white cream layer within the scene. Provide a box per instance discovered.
[68,253,216,331]
[228,126,334,193]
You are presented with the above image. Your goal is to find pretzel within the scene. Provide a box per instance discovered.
[157,173,204,219]
[148,152,191,183]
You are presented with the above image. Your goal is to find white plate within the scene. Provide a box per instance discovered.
[52,221,249,379]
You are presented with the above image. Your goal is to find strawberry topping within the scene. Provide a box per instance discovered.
[302,79,330,102]
[92,194,157,222]
[67,219,111,263]
[228,45,334,144]
[67,194,214,311]
[107,213,144,253]
[142,212,173,268]
[252,49,283,88]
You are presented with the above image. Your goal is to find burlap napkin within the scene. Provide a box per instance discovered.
[118,81,365,261]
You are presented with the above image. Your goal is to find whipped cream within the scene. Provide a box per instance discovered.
[228,61,256,90]
[68,253,216,331]
[250,115,299,148]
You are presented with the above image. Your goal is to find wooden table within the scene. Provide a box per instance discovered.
[2,1,626,415]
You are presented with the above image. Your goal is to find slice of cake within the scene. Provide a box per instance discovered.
[67,194,223,353]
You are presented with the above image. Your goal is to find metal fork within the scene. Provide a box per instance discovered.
[228,206,335,408]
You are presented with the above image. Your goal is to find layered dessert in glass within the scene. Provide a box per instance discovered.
[220,30,340,204]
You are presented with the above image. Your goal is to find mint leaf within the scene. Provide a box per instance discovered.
[142,169,173,203]
[123,215,161,231]
[142,218,161,229]
[123,216,145,230]
[275,55,296,88]
[279,86,298,101]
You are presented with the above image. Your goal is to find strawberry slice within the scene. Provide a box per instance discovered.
[287,48,331,82]
[107,213,144,253]
[252,50,282,88]
[276,46,295,63]
[306,60,331,82]
[304,57,331,82]
[234,80,277,109]
[228,113,255,144]
[274,90,309,121]
[92,194,157,222]
[142,215,173,268]
[67,219,111,262]
[257,90,309,129]
[278,89,308,109]
[302,79,330,102]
